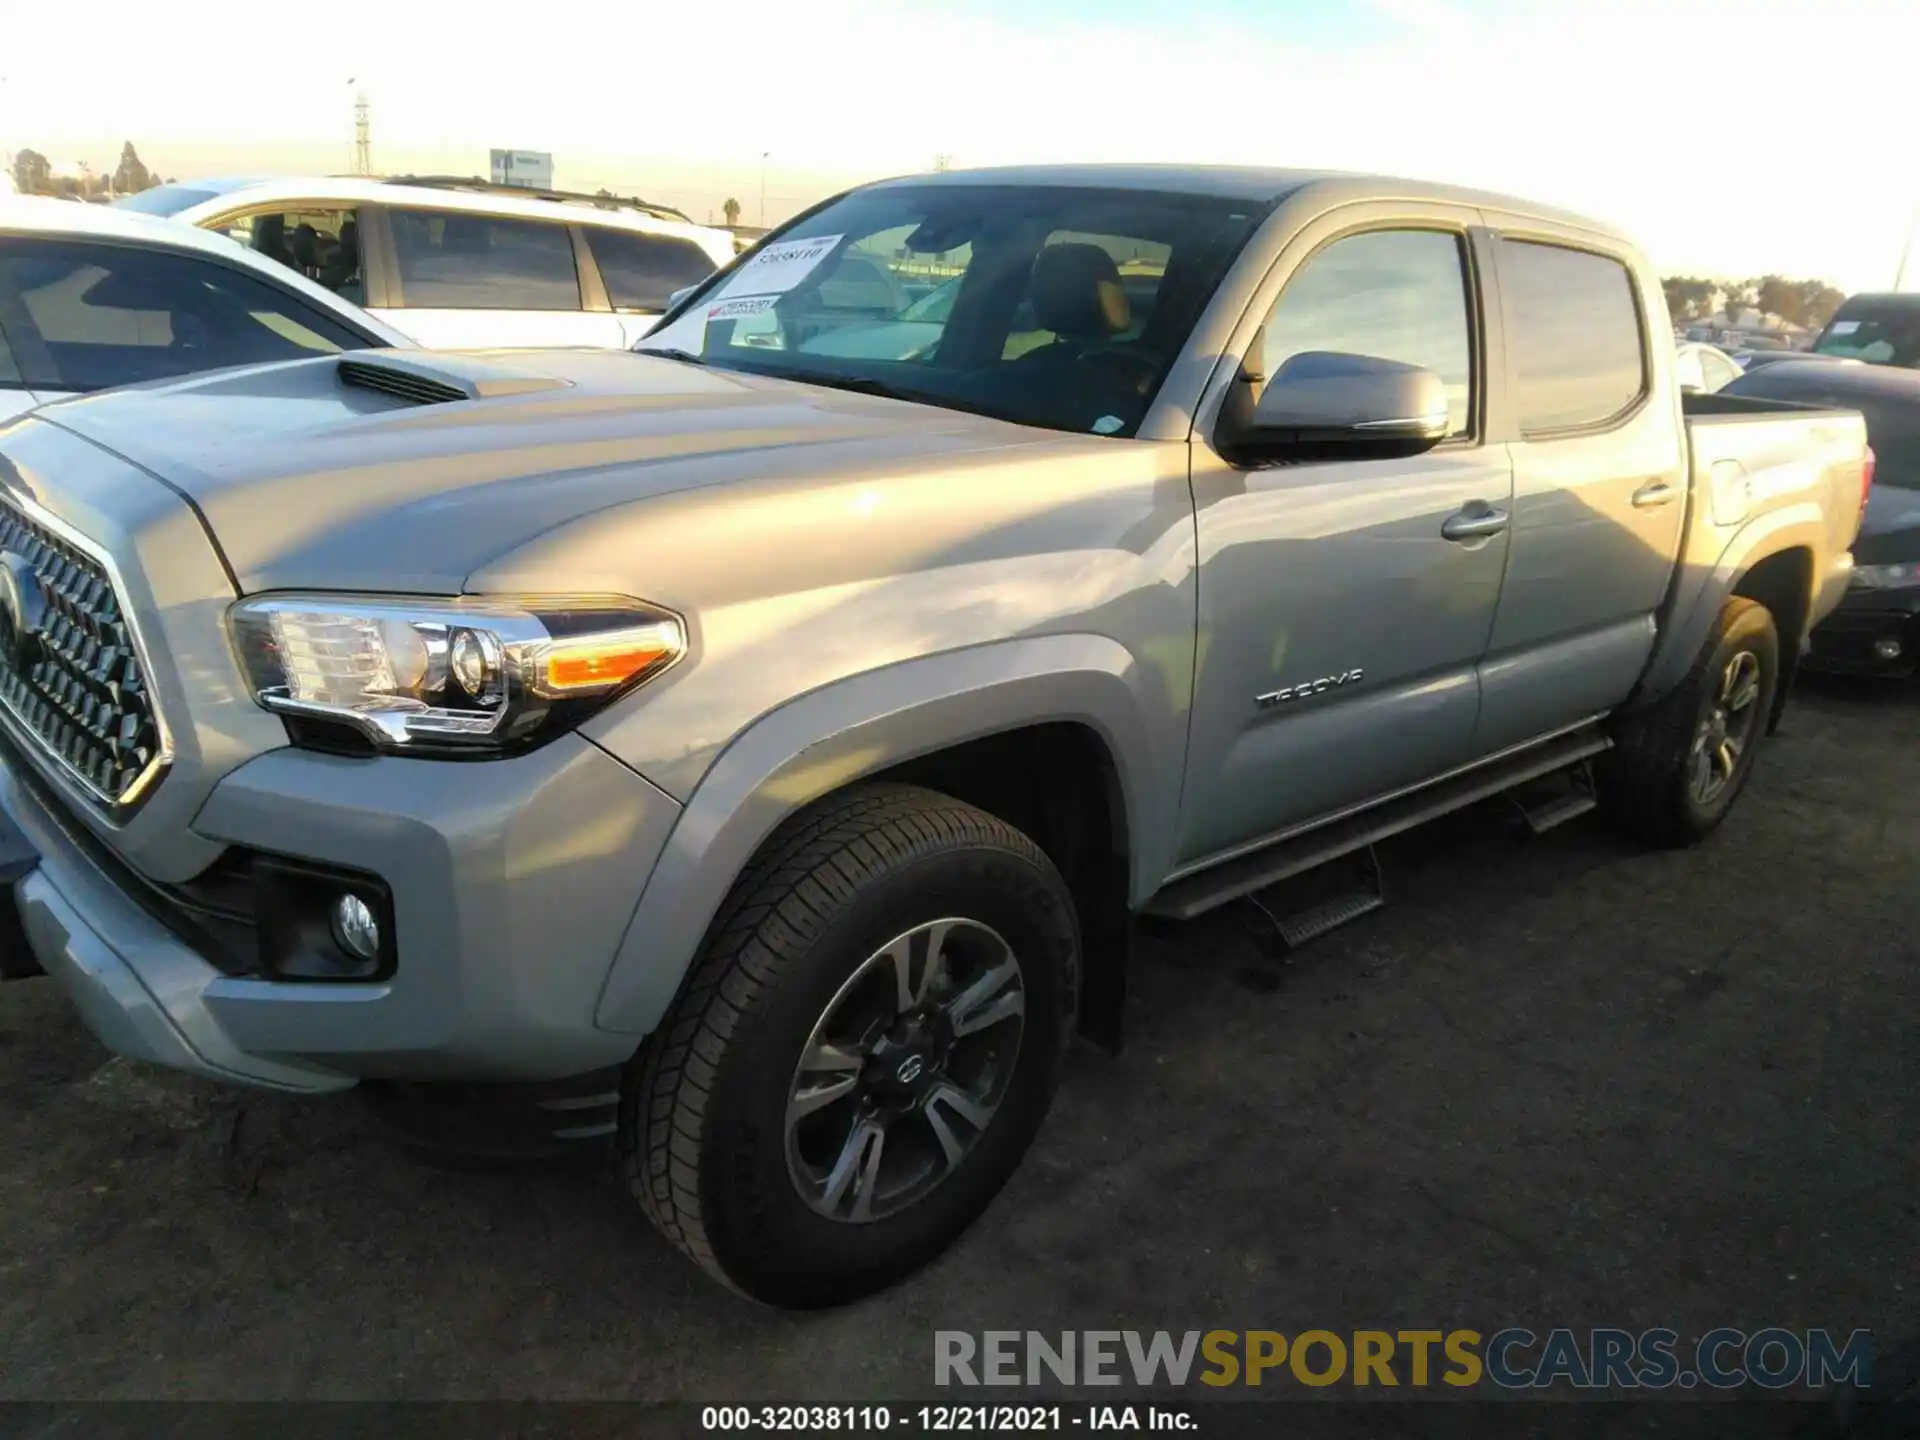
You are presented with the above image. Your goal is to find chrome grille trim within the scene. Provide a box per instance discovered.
[0,487,172,815]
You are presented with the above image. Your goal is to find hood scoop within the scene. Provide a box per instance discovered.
[337,353,573,407]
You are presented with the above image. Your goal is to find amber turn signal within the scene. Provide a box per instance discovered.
[539,622,685,696]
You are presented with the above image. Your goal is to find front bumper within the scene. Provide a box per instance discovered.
[1805,591,1920,677]
[4,733,682,1091]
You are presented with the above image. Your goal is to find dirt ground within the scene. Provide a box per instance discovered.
[0,677,1913,1411]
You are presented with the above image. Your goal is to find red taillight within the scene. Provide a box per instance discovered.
[1862,445,1877,514]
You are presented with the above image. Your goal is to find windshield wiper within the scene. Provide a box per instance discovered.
[782,371,982,411]
[636,347,707,366]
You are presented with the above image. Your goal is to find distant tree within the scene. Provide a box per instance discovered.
[1796,280,1846,330]
[723,196,742,227]
[1755,274,1802,324]
[10,149,51,195]
[1662,275,1718,322]
[112,141,152,195]
[1718,280,1755,321]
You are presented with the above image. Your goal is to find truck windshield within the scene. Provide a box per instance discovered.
[1814,300,1920,367]
[637,184,1269,437]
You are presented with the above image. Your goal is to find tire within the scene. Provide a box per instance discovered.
[618,783,1079,1307]
[1597,596,1780,848]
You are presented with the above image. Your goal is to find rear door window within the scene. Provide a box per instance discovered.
[582,227,715,311]
[1502,240,1647,433]
[389,209,581,310]
[212,208,364,303]
[0,238,372,393]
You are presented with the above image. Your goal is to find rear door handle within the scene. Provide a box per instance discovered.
[1632,479,1679,508]
[1441,504,1510,542]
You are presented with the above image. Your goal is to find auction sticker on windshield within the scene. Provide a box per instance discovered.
[717,234,844,300]
[685,294,778,348]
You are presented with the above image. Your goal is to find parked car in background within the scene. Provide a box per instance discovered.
[0,196,406,424]
[1673,340,1742,392]
[0,165,1866,1307]
[1727,359,1920,675]
[1736,349,1857,372]
[1810,292,1920,368]
[117,176,734,350]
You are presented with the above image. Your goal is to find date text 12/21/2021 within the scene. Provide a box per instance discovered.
[700,1406,1193,1431]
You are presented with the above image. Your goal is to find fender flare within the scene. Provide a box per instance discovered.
[593,633,1178,1036]
[1637,501,1825,701]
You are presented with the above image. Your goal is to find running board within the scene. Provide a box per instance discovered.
[1145,726,1613,921]
[1270,846,1385,948]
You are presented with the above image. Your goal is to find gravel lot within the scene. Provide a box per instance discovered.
[0,677,1913,1413]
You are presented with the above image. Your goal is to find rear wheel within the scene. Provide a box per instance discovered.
[619,784,1077,1307]
[1598,596,1779,847]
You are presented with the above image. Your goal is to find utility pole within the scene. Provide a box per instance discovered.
[759,152,769,227]
[354,92,372,176]
[347,79,372,176]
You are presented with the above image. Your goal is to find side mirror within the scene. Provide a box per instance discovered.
[1242,351,1450,454]
[667,286,697,310]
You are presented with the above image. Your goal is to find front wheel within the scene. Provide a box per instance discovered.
[619,784,1078,1307]
[1597,596,1780,848]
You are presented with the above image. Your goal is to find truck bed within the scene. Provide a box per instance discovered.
[1640,391,1869,695]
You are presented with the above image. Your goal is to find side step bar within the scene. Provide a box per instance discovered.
[1145,724,1612,922]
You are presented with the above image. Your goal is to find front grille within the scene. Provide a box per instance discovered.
[0,498,166,809]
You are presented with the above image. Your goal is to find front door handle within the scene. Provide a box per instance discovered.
[1632,479,1679,508]
[1441,503,1510,542]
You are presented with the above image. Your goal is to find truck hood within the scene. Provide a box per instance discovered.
[36,348,1057,593]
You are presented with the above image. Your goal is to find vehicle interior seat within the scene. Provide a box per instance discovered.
[320,220,360,296]
[252,215,292,267]
[992,241,1155,430]
[289,223,320,277]
[1028,242,1132,348]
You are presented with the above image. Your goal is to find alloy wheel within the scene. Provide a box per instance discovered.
[785,918,1026,1224]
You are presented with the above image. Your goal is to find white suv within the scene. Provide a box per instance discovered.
[118,176,735,350]
[2,196,408,423]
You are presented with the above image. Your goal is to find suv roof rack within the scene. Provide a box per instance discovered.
[380,175,693,225]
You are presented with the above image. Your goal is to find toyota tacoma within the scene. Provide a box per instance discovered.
[0,166,1870,1305]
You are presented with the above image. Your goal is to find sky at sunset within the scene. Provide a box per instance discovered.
[4,0,1912,290]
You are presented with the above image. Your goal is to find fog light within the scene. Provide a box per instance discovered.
[330,894,381,962]
[1874,637,1904,661]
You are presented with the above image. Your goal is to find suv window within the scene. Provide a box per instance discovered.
[1259,228,1475,437]
[0,319,18,388]
[0,238,370,393]
[1504,240,1646,432]
[389,209,581,311]
[213,208,363,303]
[583,228,715,312]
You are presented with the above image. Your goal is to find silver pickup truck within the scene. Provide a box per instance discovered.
[0,166,1867,1306]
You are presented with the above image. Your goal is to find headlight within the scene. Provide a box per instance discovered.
[1849,561,1920,591]
[228,594,685,755]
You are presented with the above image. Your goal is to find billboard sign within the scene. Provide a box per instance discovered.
[489,149,554,190]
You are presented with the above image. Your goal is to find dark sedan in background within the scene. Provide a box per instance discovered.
[1726,360,1920,676]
